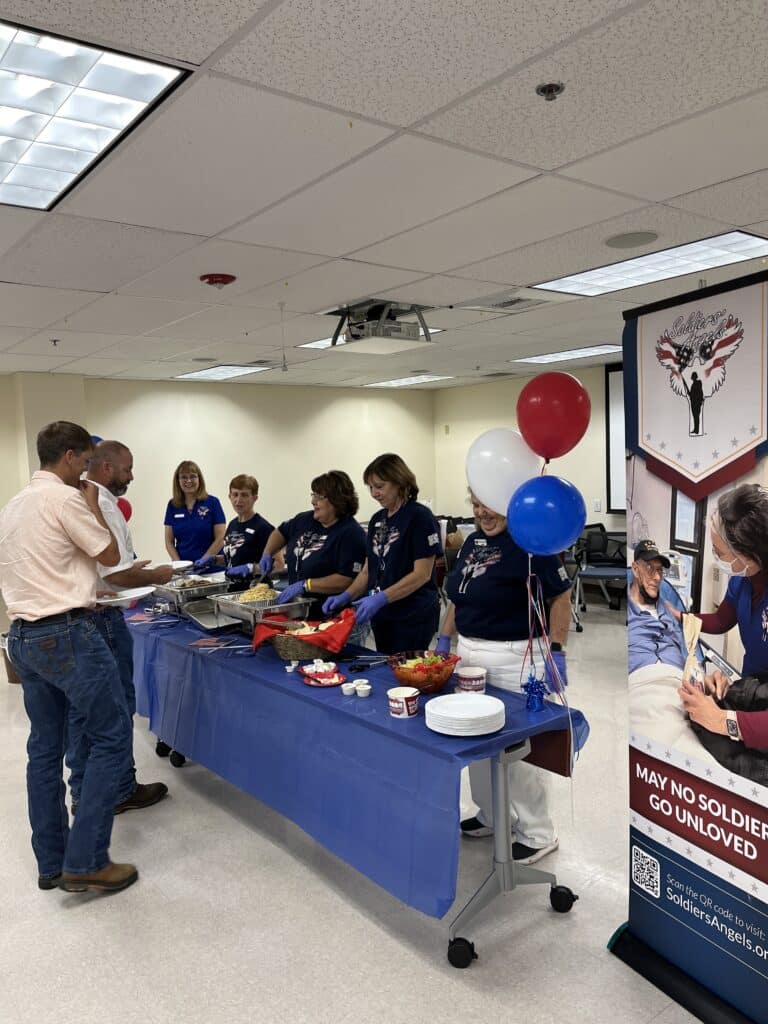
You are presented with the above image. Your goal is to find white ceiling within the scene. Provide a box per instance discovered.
[0,0,766,388]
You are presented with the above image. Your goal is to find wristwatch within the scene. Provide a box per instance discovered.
[550,642,564,653]
[725,710,741,741]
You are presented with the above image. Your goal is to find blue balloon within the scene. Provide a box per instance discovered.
[90,434,102,445]
[507,475,587,556]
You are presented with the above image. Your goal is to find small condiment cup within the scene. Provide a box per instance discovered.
[341,681,357,696]
[387,686,420,718]
[456,666,487,693]
[355,679,372,697]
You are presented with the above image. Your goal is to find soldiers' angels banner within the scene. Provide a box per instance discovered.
[636,280,767,500]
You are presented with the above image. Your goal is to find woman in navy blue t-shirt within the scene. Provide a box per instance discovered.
[163,460,226,564]
[323,453,443,654]
[261,471,366,621]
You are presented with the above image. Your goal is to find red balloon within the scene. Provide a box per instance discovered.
[516,372,591,460]
[116,497,132,522]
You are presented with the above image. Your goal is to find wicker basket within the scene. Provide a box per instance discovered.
[272,629,334,661]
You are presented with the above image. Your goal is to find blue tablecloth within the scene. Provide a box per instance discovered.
[130,619,589,918]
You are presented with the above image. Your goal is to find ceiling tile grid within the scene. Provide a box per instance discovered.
[670,169,768,226]
[0,206,44,260]
[419,0,768,170]
[222,135,535,256]
[349,176,642,273]
[49,293,208,334]
[143,304,284,342]
[0,283,100,327]
[215,0,638,126]
[1,1,272,64]
[454,205,730,286]
[0,215,205,292]
[61,75,393,235]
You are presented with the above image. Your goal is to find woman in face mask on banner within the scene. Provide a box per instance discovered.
[670,483,768,677]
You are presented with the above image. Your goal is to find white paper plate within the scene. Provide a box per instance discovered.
[96,586,156,608]
[425,693,506,736]
[171,560,193,571]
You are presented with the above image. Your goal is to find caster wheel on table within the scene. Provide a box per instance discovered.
[169,750,186,768]
[155,740,171,758]
[550,885,578,913]
[579,603,586,612]
[447,937,477,968]
[575,624,583,633]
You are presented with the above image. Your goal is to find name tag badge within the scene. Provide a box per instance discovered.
[476,538,487,548]
[174,513,184,519]
[245,528,255,534]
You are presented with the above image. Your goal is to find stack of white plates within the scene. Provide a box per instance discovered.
[425,693,506,736]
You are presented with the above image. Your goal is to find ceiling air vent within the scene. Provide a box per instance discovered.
[456,286,572,315]
[482,371,516,378]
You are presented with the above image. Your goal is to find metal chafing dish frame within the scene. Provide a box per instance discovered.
[210,593,312,629]
[154,577,233,609]
[181,598,243,633]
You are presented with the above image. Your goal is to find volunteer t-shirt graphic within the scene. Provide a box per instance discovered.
[762,606,768,644]
[372,523,400,576]
[457,543,502,594]
[198,505,210,517]
[294,531,326,564]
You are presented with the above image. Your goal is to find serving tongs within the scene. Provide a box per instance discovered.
[345,656,390,672]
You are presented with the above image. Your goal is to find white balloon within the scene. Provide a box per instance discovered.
[465,428,541,515]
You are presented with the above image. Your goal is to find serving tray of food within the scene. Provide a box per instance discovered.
[154,574,233,607]
[211,590,312,627]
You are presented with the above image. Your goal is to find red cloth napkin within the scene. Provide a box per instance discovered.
[252,607,356,653]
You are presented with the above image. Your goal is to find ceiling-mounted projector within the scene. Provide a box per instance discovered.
[327,300,435,354]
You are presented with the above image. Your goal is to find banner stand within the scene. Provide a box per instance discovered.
[609,925,755,1024]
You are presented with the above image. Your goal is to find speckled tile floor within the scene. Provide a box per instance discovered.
[0,604,698,1024]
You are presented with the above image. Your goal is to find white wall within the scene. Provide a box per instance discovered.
[84,380,436,563]
[432,366,625,529]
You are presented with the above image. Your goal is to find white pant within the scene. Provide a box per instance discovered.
[457,634,556,848]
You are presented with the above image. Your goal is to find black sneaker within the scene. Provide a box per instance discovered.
[512,839,559,863]
[38,874,62,890]
[460,816,493,838]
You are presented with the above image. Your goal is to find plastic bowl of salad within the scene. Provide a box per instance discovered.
[387,650,461,694]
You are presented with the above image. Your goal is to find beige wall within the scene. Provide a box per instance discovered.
[433,366,625,530]
[0,376,21,512]
[84,380,436,563]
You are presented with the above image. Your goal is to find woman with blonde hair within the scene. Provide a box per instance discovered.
[163,460,226,564]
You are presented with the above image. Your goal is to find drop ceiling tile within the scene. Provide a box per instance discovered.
[8,0,272,64]
[167,341,280,364]
[563,90,768,201]
[235,260,425,314]
[120,240,330,301]
[50,295,207,335]
[374,276,518,306]
[98,337,210,361]
[62,76,391,235]
[145,305,283,342]
[516,313,623,343]
[8,330,132,357]
[0,216,204,292]
[444,295,625,336]
[0,326,37,351]
[248,314,342,347]
[224,136,534,255]
[350,177,641,273]
[216,0,636,126]
[113,363,208,380]
[0,206,43,259]
[456,206,726,285]
[420,0,768,169]
[403,308,508,329]
[52,358,144,377]
[746,220,768,238]
[670,170,768,226]
[0,284,98,328]
[0,352,74,373]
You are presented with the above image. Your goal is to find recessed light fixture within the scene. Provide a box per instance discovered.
[175,365,270,381]
[533,231,768,296]
[364,374,454,388]
[512,344,622,365]
[0,21,183,210]
[299,326,442,350]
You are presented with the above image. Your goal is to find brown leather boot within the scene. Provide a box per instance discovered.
[114,782,168,814]
[59,862,138,893]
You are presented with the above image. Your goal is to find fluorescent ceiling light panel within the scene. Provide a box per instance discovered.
[0,21,182,209]
[364,374,454,387]
[512,344,622,364]
[534,232,768,296]
[299,327,442,350]
[175,365,270,381]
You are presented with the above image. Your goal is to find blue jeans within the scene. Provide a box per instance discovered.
[66,608,136,805]
[8,611,132,878]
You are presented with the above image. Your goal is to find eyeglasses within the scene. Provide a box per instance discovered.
[179,474,199,482]
[638,562,664,579]
[310,493,328,502]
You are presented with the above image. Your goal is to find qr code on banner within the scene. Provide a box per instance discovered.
[632,846,660,899]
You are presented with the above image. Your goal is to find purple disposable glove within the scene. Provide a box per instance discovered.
[258,553,274,576]
[353,590,388,625]
[322,591,352,616]
[545,649,568,690]
[277,580,306,604]
[225,563,252,580]
[434,634,452,656]
[193,555,215,570]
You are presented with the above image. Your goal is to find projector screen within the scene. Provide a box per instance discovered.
[606,364,625,512]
